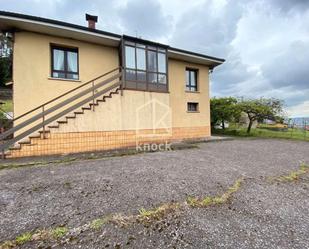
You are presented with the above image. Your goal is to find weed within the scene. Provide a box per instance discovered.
[187,178,244,207]
[138,203,180,221]
[90,218,108,230]
[201,196,212,205]
[186,196,199,207]
[51,227,68,239]
[274,163,309,182]
[15,232,32,245]
[110,214,134,227]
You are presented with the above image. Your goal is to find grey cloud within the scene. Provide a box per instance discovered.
[262,40,309,91]
[269,0,309,12]
[119,0,172,39]
[171,0,244,58]
[211,55,256,96]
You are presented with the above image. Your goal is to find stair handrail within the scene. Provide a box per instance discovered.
[0,81,122,153]
[13,66,122,122]
[0,69,122,141]
[0,67,123,156]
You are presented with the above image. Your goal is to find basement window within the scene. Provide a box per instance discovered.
[51,45,79,80]
[187,102,199,112]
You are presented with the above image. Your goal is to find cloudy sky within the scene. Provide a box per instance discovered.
[1,0,309,117]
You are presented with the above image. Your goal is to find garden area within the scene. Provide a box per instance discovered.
[213,123,309,141]
[211,97,309,142]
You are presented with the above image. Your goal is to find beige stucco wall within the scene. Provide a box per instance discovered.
[168,59,210,130]
[13,31,119,118]
[12,31,210,138]
[56,90,171,132]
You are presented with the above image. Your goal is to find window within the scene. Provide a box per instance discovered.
[187,102,199,112]
[51,45,79,80]
[123,40,168,91]
[186,69,198,91]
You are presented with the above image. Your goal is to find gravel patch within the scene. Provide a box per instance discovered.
[0,138,308,248]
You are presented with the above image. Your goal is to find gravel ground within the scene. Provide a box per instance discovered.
[0,138,308,248]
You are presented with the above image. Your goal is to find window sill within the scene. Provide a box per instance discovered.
[124,87,170,94]
[187,111,200,113]
[48,77,81,82]
[185,91,200,94]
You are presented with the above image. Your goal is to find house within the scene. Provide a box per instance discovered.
[0,11,224,158]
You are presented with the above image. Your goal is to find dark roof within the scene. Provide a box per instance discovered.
[0,10,225,63]
[168,46,225,63]
[0,10,121,39]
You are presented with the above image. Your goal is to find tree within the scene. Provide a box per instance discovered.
[238,98,284,133]
[0,32,13,87]
[210,97,241,129]
[0,57,11,87]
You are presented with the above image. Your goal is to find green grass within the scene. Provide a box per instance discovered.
[90,218,108,230]
[213,126,309,142]
[0,99,13,113]
[274,164,309,182]
[51,227,68,238]
[186,178,243,207]
[15,232,32,245]
[138,203,180,222]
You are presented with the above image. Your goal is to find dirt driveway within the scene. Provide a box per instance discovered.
[0,138,308,248]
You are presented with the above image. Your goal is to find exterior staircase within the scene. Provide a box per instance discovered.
[0,67,123,159]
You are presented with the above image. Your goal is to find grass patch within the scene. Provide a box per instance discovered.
[109,213,135,227]
[50,227,68,239]
[273,163,309,182]
[90,218,108,230]
[187,178,243,207]
[138,203,180,223]
[15,232,32,245]
[213,126,309,142]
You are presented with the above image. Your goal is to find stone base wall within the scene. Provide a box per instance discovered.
[8,126,210,158]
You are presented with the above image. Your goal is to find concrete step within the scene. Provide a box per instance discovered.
[57,120,68,124]
[48,125,59,129]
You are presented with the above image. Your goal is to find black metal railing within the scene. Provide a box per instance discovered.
[0,67,123,157]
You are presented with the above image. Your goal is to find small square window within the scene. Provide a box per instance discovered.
[187,102,199,112]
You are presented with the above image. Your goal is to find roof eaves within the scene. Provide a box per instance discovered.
[0,10,121,40]
[0,11,225,64]
[169,46,225,64]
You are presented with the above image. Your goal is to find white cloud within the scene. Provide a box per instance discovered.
[287,101,309,118]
